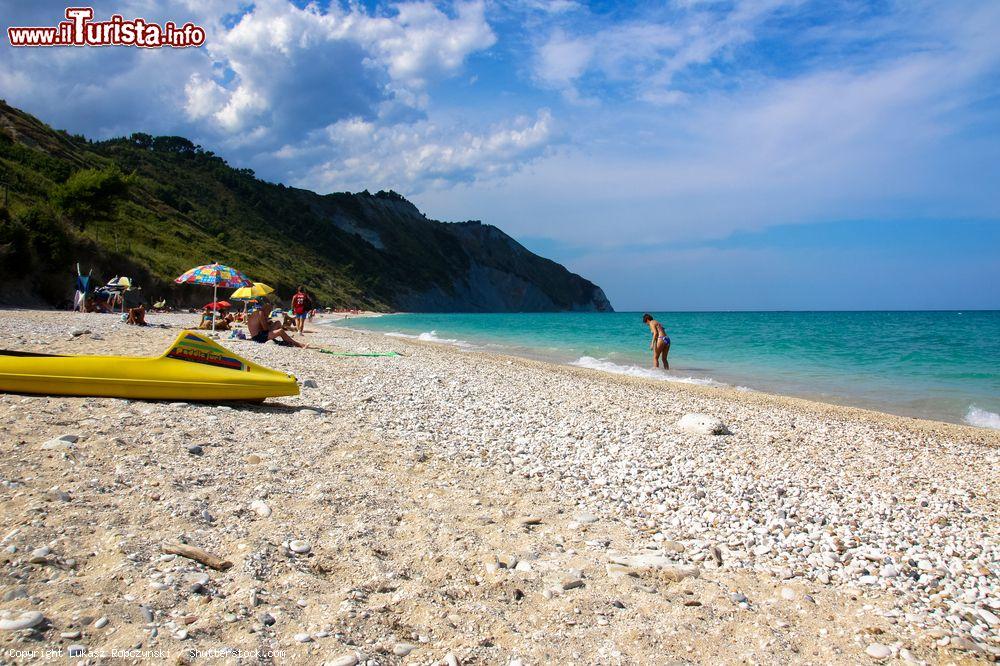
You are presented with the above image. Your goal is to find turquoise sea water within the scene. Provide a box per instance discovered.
[333,311,1000,428]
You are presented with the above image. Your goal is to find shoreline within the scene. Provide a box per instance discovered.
[1,309,997,663]
[328,316,1000,435]
[418,334,1000,444]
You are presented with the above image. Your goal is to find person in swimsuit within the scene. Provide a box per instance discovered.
[643,313,670,370]
[247,302,308,348]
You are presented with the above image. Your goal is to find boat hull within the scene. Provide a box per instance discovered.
[0,332,299,401]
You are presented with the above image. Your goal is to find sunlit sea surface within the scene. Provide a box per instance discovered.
[332,311,1000,429]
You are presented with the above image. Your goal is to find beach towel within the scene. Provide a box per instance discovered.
[73,275,92,312]
[317,350,401,357]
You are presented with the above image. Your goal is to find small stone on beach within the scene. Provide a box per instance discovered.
[251,500,272,517]
[29,546,51,563]
[677,413,730,435]
[289,540,311,554]
[393,643,416,656]
[328,656,359,666]
[0,611,44,631]
[865,643,892,660]
[41,434,78,450]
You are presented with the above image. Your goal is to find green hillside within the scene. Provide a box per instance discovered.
[0,100,612,312]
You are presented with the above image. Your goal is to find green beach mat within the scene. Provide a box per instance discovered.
[318,350,401,357]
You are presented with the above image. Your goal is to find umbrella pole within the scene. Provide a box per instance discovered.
[212,283,218,332]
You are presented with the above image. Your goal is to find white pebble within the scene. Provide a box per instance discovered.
[0,611,44,631]
[393,643,416,656]
[327,656,358,666]
[251,500,272,517]
[865,643,892,660]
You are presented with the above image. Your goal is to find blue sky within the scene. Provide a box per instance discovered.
[1,0,998,310]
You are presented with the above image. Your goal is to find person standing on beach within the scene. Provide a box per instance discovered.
[291,286,312,335]
[643,313,670,370]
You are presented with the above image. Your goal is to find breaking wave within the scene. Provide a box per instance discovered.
[385,330,472,348]
[965,405,1000,429]
[570,356,717,386]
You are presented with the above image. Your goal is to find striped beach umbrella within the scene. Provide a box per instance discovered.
[175,263,252,331]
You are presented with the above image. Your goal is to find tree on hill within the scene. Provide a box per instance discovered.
[50,165,130,230]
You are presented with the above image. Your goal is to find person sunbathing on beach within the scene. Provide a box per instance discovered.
[643,313,670,370]
[86,293,112,313]
[198,309,231,331]
[247,303,308,348]
[126,304,147,326]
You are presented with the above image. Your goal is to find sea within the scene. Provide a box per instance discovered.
[332,311,1000,429]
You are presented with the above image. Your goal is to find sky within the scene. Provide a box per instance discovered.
[1,0,998,310]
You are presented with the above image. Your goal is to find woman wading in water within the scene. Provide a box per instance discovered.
[643,313,670,369]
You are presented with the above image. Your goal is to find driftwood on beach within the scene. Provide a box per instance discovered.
[161,542,233,571]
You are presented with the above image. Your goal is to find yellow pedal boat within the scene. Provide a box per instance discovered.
[0,331,298,401]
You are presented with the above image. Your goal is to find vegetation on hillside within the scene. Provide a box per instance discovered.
[0,100,610,311]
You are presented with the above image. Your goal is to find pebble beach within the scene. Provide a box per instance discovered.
[0,310,997,665]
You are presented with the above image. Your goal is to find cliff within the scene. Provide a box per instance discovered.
[0,101,613,312]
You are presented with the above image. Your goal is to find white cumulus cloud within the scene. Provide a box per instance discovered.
[356,1,497,86]
[277,109,555,193]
